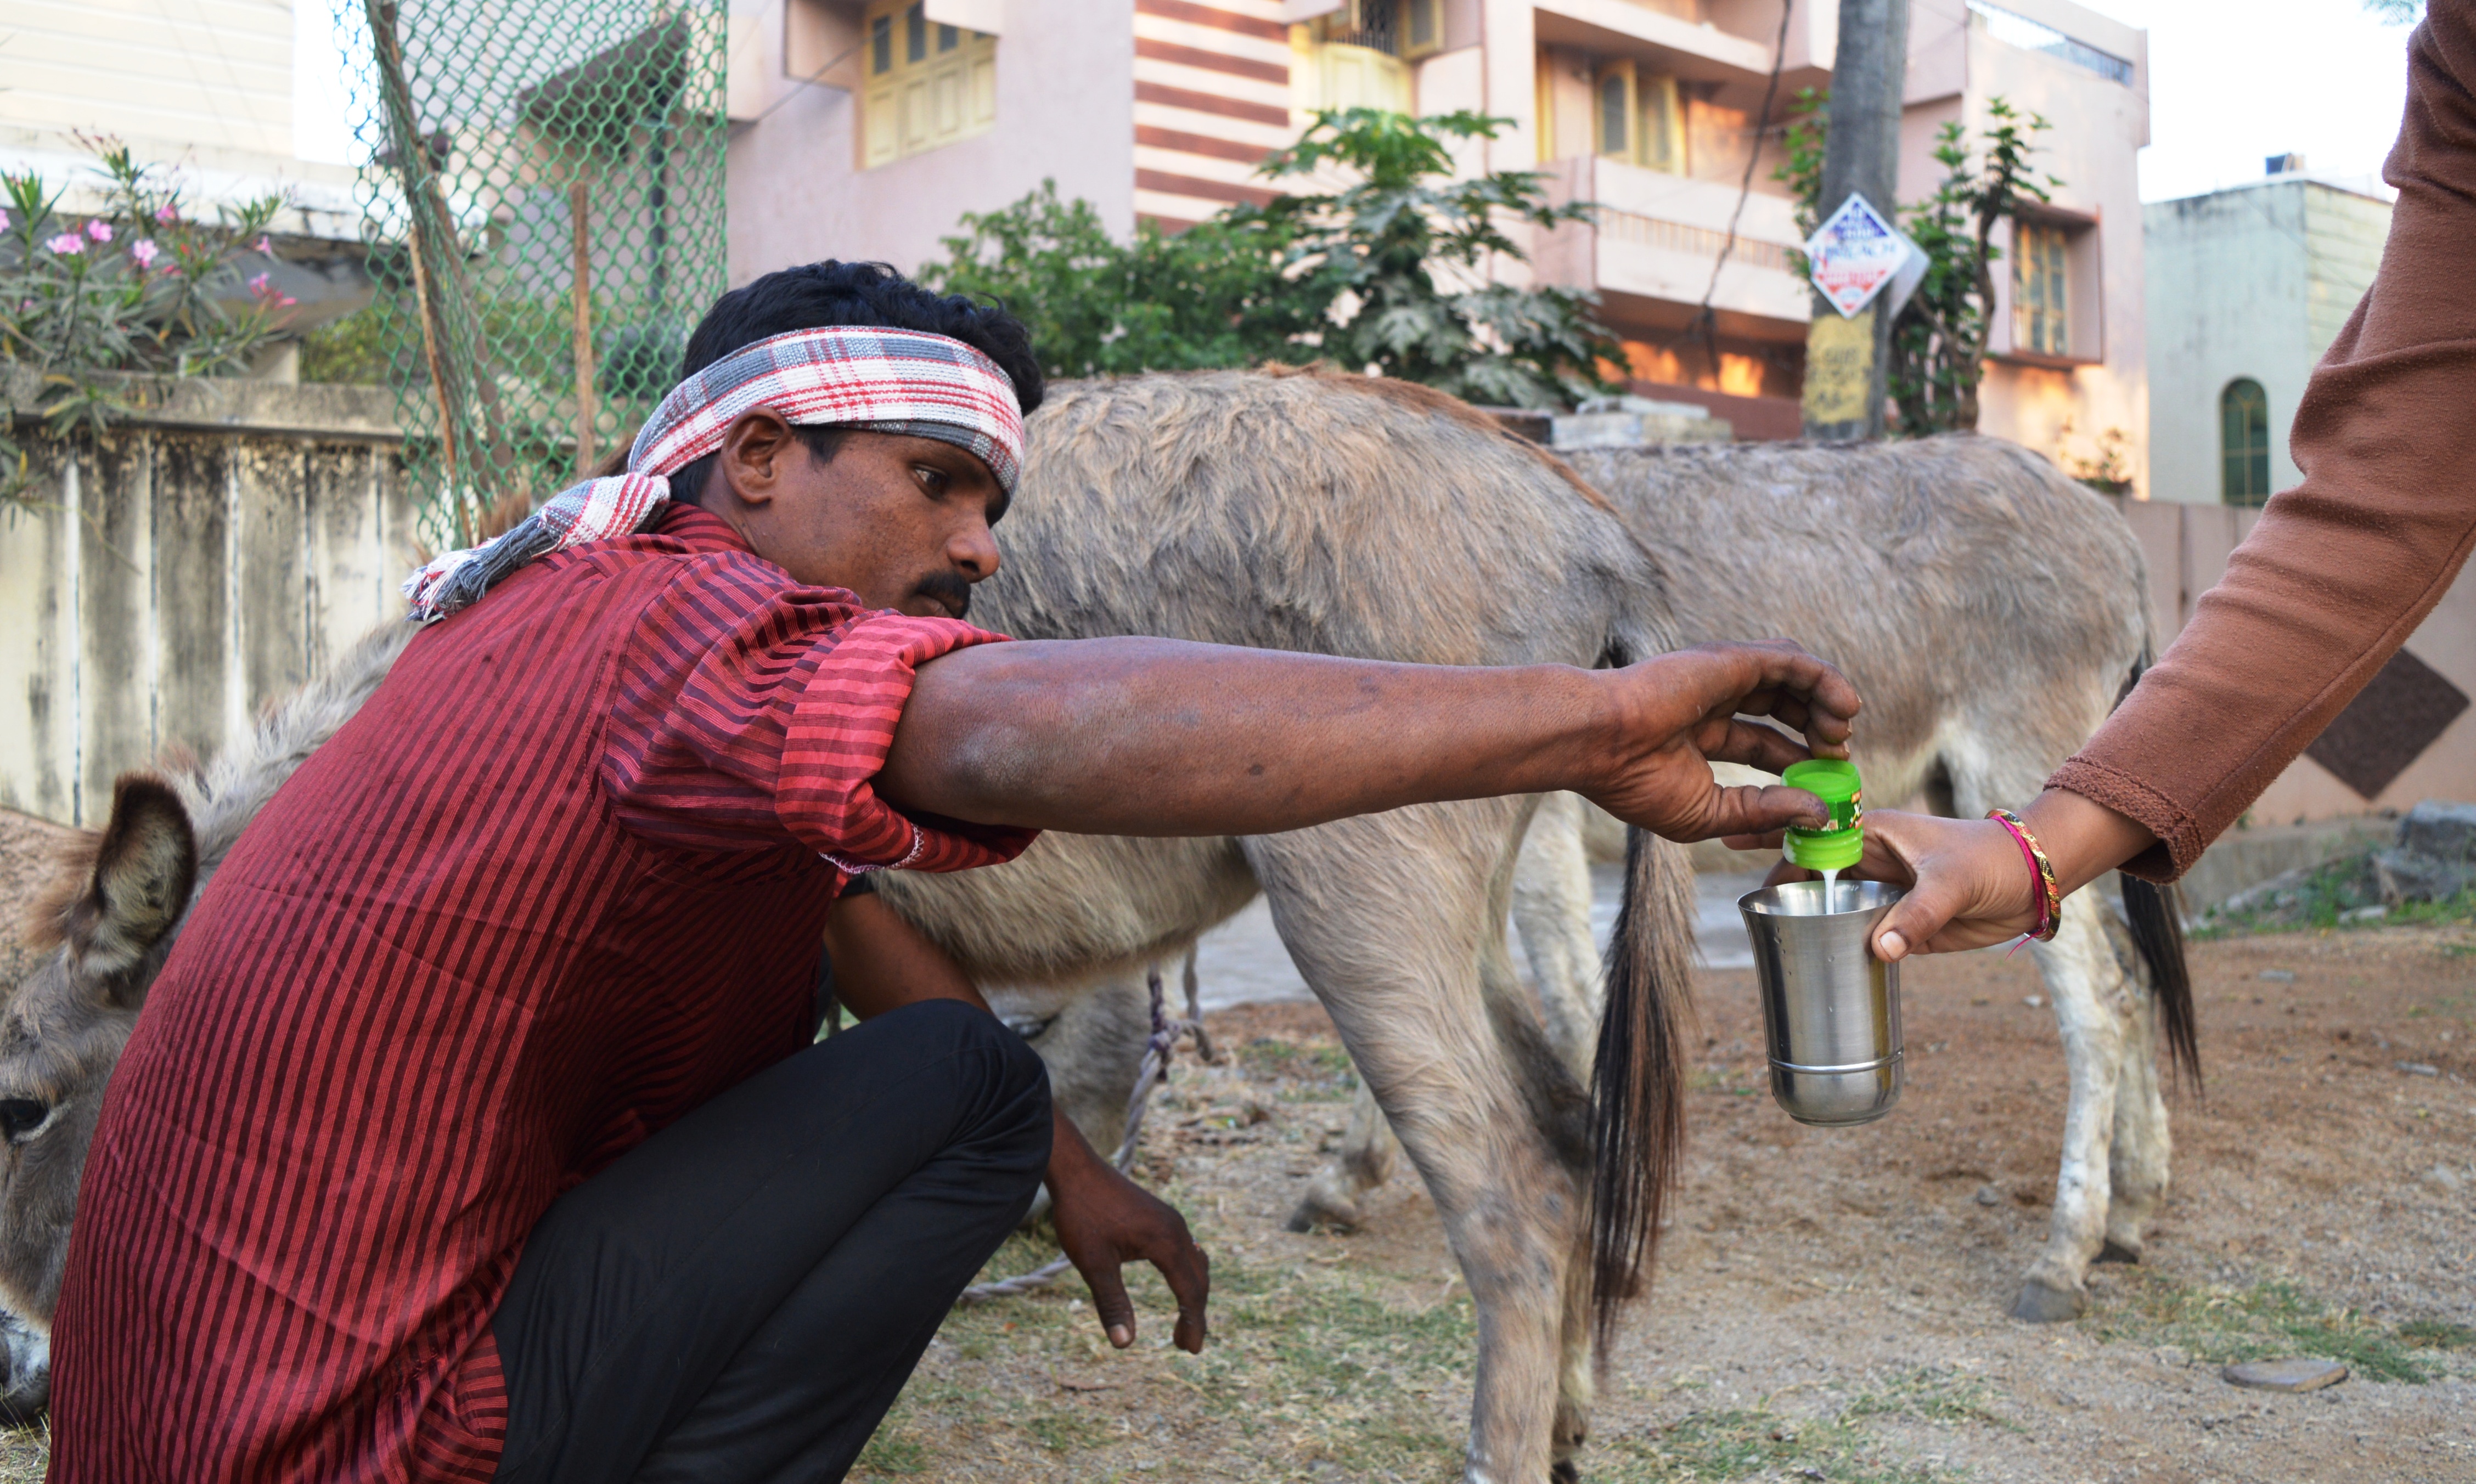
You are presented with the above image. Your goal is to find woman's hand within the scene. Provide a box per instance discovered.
[1820,791,2159,960]
[1837,810,2043,958]
[1045,1110,1210,1353]
[1584,641,1863,842]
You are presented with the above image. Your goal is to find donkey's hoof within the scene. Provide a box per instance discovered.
[1550,1462,1583,1483]
[2096,1237,2143,1265]
[1284,1193,1363,1234]
[2010,1276,2087,1323]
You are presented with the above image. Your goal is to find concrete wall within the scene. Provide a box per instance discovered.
[0,377,418,828]
[2145,179,2391,506]
[727,0,1139,284]
[2120,498,2475,823]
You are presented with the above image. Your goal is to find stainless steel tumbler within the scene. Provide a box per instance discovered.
[1736,879,1905,1126]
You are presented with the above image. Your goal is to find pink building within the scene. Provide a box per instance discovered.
[724,0,2147,477]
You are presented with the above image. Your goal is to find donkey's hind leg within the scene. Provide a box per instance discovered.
[1285,899,1535,1233]
[1293,792,1598,1233]
[1248,801,1587,1484]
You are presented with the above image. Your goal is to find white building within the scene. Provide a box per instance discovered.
[0,0,364,240]
[2143,168,2392,505]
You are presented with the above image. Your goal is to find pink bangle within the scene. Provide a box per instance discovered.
[1987,809,2063,942]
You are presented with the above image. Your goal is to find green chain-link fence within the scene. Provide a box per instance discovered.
[348,0,728,548]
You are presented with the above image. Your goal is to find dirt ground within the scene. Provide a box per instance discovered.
[0,805,2469,1481]
[860,926,2475,1484]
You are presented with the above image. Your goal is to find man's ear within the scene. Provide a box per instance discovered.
[714,408,803,510]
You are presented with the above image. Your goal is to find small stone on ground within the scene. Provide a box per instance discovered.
[2221,1358,2349,1392]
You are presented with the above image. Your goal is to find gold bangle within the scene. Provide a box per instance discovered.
[1987,808,2063,942]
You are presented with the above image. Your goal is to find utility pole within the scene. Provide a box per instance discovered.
[1800,0,1911,439]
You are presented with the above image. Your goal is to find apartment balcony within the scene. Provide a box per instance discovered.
[1537,156,1811,334]
[1531,0,1831,88]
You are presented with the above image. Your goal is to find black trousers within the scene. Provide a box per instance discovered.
[491,998,1051,1483]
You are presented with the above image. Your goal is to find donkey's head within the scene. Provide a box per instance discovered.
[1,775,198,1327]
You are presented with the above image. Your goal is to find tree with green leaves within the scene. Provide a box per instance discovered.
[1775,91,2060,435]
[919,182,1318,379]
[921,109,1621,408]
[1241,108,1619,407]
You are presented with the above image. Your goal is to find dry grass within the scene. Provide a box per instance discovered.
[0,1422,44,1480]
[856,1018,2040,1483]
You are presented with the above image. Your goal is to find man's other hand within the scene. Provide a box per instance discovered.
[1585,641,1862,843]
[1046,1112,1209,1353]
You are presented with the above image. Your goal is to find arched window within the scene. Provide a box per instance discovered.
[2220,379,2271,505]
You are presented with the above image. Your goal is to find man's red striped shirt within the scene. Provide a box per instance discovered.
[49,505,1034,1480]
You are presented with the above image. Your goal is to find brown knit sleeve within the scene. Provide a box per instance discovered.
[2050,2,2476,882]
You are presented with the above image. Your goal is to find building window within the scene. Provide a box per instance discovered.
[2012,220,2070,356]
[1404,0,1440,56]
[1596,66,1631,159]
[2221,379,2272,506]
[1592,60,1685,173]
[863,0,996,167]
[1301,2,1414,114]
[1639,73,1682,173]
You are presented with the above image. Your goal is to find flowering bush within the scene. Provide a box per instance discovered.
[3,139,298,500]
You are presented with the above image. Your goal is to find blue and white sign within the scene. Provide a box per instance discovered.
[1805,193,1919,319]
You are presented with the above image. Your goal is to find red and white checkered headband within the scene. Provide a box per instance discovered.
[403,325,1026,622]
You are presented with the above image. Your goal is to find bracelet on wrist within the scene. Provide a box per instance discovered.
[1987,808,2063,943]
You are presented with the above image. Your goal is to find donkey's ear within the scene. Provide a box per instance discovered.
[43,775,198,984]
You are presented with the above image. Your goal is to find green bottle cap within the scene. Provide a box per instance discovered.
[1781,759,1864,872]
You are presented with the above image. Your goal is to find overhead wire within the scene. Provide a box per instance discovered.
[1670,0,1797,386]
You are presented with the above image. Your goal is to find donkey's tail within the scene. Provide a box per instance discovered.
[2113,647,2201,1090]
[1588,823,1696,1350]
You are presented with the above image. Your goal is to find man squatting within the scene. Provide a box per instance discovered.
[45,261,1860,1481]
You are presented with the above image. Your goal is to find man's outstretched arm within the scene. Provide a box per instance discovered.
[877,638,1861,842]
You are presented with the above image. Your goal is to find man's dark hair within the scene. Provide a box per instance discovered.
[664,260,1042,506]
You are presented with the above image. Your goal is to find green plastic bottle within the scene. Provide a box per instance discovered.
[1782,758,1864,872]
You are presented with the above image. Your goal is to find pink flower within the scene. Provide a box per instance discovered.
[130,238,160,267]
[255,234,274,255]
[0,208,10,229]
[247,271,272,294]
[44,232,83,255]
[85,219,112,242]
[155,204,177,223]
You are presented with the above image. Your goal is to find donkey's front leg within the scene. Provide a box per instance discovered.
[2014,893,2134,1321]
[1288,1080,1399,1232]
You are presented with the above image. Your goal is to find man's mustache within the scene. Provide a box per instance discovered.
[914,571,972,618]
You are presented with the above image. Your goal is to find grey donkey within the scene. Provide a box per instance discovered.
[869,368,1700,1483]
[0,622,414,1424]
[0,370,1696,1482]
[1032,435,2197,1329]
